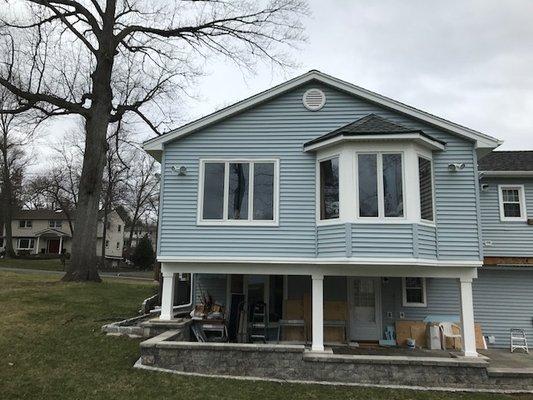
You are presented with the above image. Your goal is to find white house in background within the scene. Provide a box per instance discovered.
[125,222,158,251]
[0,209,125,260]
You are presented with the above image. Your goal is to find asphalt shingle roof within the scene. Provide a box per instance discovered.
[478,151,533,171]
[304,113,445,147]
[12,210,70,220]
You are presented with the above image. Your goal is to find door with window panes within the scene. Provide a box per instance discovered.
[348,277,381,341]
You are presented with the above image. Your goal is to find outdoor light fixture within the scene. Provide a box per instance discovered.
[171,165,187,176]
[481,183,490,192]
[448,163,465,172]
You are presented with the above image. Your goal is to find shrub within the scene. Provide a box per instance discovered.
[130,235,155,270]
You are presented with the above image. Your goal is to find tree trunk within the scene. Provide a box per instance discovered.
[1,138,15,258]
[62,115,108,282]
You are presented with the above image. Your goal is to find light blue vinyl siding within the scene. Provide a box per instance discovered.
[317,224,346,257]
[480,177,533,257]
[159,82,480,260]
[417,225,438,259]
[351,224,414,258]
[194,274,228,306]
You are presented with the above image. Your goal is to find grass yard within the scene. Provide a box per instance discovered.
[0,271,531,400]
[0,257,67,271]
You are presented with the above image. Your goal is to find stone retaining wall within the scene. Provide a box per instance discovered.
[139,331,533,391]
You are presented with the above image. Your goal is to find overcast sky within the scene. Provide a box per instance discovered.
[34,0,533,167]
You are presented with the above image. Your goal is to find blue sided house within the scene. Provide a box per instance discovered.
[143,70,533,361]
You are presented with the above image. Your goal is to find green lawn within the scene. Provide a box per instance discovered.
[0,257,66,271]
[0,271,530,400]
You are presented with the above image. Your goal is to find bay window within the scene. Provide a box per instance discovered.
[418,156,434,222]
[319,157,339,220]
[199,160,277,224]
[357,152,404,218]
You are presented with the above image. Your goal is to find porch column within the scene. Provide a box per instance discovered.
[35,236,40,255]
[458,277,477,357]
[311,273,324,352]
[160,270,175,320]
[59,236,63,253]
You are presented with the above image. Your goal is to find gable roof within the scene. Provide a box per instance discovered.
[13,209,70,220]
[303,113,446,150]
[143,70,502,160]
[479,151,533,176]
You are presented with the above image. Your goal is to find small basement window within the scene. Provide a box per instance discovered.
[499,185,527,221]
[402,277,427,307]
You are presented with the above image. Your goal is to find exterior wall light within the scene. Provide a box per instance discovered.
[172,165,187,176]
[448,163,465,172]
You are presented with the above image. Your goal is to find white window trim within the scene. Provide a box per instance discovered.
[355,151,406,221]
[17,238,35,250]
[417,154,436,224]
[498,184,527,222]
[197,158,280,226]
[316,154,341,223]
[19,220,32,228]
[402,277,427,307]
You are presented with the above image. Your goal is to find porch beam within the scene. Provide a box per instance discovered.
[458,277,477,357]
[311,273,324,352]
[160,270,175,320]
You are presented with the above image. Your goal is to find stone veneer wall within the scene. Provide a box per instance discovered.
[138,331,533,391]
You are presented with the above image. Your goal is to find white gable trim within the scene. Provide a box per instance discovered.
[144,70,501,159]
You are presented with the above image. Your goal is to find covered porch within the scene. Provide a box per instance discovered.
[34,228,70,255]
[158,261,480,358]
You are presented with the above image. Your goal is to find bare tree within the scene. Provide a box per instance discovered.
[123,151,159,252]
[0,86,32,257]
[0,0,306,281]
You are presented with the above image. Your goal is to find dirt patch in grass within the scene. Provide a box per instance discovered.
[0,271,530,400]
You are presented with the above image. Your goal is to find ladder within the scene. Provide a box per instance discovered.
[248,302,268,343]
[510,328,529,353]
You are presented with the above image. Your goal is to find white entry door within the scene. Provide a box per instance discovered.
[348,277,381,341]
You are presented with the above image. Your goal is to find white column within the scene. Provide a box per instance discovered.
[458,278,477,357]
[35,236,40,255]
[311,273,324,352]
[59,236,63,253]
[160,270,176,320]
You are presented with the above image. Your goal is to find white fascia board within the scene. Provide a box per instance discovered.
[303,133,445,152]
[157,255,482,268]
[479,170,533,178]
[143,71,501,154]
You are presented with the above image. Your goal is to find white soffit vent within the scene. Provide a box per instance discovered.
[302,88,326,111]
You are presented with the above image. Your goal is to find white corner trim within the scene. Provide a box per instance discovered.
[143,71,501,154]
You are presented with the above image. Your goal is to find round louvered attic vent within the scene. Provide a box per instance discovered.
[302,88,326,111]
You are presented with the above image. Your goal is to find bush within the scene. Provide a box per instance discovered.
[130,235,155,270]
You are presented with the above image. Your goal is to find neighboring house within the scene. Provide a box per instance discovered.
[125,223,158,251]
[0,209,125,260]
[143,70,527,357]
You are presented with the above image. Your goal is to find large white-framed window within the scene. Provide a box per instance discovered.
[198,159,279,226]
[318,155,340,221]
[418,155,435,222]
[356,152,405,219]
[498,184,527,222]
[402,277,427,307]
[17,238,35,250]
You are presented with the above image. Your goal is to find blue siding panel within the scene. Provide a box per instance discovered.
[159,82,480,260]
[317,224,346,257]
[480,177,533,257]
[417,225,438,259]
[351,224,414,258]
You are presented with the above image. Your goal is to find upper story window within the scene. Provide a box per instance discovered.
[418,156,434,222]
[319,157,339,220]
[199,159,278,225]
[19,220,32,228]
[357,153,404,218]
[49,220,62,228]
[498,185,527,222]
[118,224,122,232]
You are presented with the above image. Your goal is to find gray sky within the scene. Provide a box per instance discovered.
[34,0,533,166]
